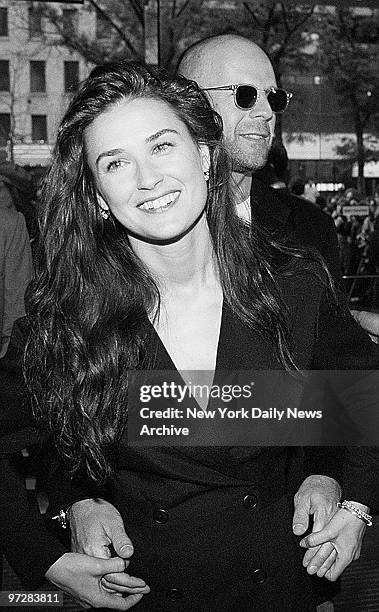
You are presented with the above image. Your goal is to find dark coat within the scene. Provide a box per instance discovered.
[251,179,341,284]
[107,270,379,612]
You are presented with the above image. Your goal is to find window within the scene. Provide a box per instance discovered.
[62,9,78,36]
[28,6,43,38]
[31,115,47,142]
[0,113,10,146]
[64,61,79,92]
[96,12,113,39]
[0,8,8,37]
[30,61,46,92]
[0,60,9,91]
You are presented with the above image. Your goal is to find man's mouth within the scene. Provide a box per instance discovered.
[138,191,180,212]
[240,133,270,140]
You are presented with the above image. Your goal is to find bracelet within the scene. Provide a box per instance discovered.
[51,506,72,530]
[337,500,373,527]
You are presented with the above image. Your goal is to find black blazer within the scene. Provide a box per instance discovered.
[251,179,341,284]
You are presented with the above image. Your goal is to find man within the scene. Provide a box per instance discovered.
[59,35,374,606]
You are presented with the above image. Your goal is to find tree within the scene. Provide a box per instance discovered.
[318,7,379,195]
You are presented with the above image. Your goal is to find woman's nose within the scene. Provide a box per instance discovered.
[135,161,163,190]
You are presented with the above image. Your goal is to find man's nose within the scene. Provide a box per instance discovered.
[249,89,274,120]
[136,161,163,190]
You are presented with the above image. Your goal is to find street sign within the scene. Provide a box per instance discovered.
[342,205,369,218]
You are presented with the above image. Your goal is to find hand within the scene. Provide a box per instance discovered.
[351,310,379,343]
[293,475,341,536]
[69,498,133,559]
[69,499,149,596]
[299,503,368,581]
[45,552,150,609]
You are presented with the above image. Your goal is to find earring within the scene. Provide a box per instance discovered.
[99,207,110,220]
[204,169,210,181]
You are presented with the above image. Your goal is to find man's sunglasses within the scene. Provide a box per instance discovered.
[202,84,293,114]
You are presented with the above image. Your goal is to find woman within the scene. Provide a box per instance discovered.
[24,62,378,611]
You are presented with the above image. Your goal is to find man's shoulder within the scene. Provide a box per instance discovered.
[286,192,333,231]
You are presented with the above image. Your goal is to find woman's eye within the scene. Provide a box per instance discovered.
[106,159,128,172]
[153,142,173,154]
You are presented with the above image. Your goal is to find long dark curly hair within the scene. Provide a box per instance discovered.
[24,61,330,483]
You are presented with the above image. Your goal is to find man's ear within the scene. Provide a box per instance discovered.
[199,145,211,176]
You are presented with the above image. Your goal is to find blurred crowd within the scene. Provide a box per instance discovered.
[320,188,379,279]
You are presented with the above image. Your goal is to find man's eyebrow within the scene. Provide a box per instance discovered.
[146,128,179,143]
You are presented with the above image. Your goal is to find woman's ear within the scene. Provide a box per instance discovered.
[199,145,211,179]
[96,192,110,219]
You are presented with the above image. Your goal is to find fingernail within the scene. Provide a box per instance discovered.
[120,544,134,554]
[293,524,304,535]
[308,565,318,575]
[299,539,307,547]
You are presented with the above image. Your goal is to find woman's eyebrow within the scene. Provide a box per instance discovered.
[96,129,179,165]
[96,148,126,166]
[145,128,179,143]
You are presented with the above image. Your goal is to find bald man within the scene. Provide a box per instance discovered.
[178,35,341,281]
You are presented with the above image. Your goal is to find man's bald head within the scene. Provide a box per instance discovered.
[178,35,270,88]
[179,34,277,176]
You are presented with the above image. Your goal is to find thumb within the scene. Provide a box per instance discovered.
[110,524,134,559]
[97,556,126,574]
[293,499,311,535]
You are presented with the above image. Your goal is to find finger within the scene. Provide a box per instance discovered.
[293,501,311,535]
[101,577,150,594]
[86,544,112,558]
[316,548,338,577]
[101,581,124,595]
[312,511,329,534]
[102,592,145,610]
[110,525,134,559]
[104,572,148,588]
[300,524,334,548]
[302,544,322,567]
[351,310,379,338]
[96,556,126,575]
[303,542,337,573]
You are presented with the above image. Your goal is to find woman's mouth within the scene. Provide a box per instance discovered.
[138,191,180,213]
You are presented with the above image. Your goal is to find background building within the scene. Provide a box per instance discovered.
[0,0,377,195]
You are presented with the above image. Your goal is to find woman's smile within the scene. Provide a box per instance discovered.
[137,190,181,213]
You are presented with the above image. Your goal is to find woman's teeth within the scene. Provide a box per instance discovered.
[139,191,180,211]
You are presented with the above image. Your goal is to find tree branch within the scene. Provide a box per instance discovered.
[87,0,142,58]
[243,2,262,28]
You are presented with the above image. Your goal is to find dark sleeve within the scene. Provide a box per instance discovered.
[311,291,379,509]
[0,456,66,588]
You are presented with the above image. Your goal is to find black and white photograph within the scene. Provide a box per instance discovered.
[0,1,378,610]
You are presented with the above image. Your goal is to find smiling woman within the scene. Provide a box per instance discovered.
[85,97,210,243]
[22,61,379,612]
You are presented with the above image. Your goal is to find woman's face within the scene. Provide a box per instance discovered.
[85,97,210,241]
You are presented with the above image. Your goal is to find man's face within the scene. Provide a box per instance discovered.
[203,48,277,173]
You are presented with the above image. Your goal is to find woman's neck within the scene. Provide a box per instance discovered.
[129,214,219,296]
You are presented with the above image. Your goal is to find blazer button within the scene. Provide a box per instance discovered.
[251,568,267,584]
[166,588,183,601]
[243,494,258,510]
[153,508,169,524]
